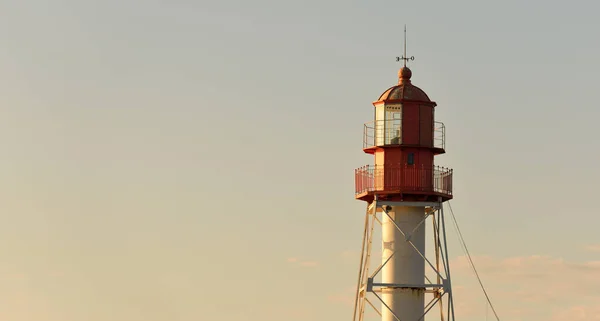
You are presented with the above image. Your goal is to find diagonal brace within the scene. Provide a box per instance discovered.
[381,207,445,281]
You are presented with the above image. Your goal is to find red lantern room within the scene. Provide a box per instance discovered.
[354,65,453,203]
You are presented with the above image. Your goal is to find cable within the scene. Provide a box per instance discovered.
[447,201,501,321]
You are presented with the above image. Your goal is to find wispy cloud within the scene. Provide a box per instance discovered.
[584,244,600,253]
[450,254,600,319]
[550,301,600,321]
[340,250,356,259]
[339,249,382,261]
[286,257,319,268]
[326,286,355,307]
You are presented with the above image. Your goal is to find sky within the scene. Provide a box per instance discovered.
[1,0,599,320]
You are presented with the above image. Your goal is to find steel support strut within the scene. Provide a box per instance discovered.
[352,199,455,321]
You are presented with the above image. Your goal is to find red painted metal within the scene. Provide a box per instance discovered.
[355,66,453,203]
[355,165,452,198]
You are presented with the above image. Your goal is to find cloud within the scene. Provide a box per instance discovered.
[339,249,383,262]
[340,250,357,259]
[550,301,600,321]
[449,254,600,320]
[286,257,318,268]
[326,286,355,307]
[584,244,600,253]
[0,273,28,281]
[327,293,354,306]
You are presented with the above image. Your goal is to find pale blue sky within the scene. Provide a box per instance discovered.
[1,0,599,320]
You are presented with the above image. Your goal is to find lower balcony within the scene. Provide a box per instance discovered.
[355,165,453,203]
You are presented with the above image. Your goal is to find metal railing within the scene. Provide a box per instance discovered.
[354,165,453,196]
[433,122,445,150]
[363,120,446,150]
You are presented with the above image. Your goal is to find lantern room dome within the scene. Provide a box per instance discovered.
[376,67,432,103]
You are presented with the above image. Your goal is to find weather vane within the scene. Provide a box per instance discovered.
[396,25,414,67]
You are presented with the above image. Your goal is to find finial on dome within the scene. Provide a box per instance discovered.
[398,66,412,84]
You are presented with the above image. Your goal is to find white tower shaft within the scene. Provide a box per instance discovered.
[382,206,426,321]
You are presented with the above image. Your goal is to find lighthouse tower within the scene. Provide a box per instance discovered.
[352,42,455,321]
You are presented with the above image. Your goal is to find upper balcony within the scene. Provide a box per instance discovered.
[362,120,446,154]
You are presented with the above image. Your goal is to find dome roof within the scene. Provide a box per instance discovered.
[376,66,432,103]
[377,84,431,102]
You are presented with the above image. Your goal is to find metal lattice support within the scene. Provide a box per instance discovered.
[352,198,455,321]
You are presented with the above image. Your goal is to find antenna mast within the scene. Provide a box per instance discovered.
[404,25,407,67]
[396,25,414,66]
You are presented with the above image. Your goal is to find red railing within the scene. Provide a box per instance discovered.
[355,165,453,197]
[363,120,446,150]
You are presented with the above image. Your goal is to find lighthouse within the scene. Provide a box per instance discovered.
[352,37,455,321]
